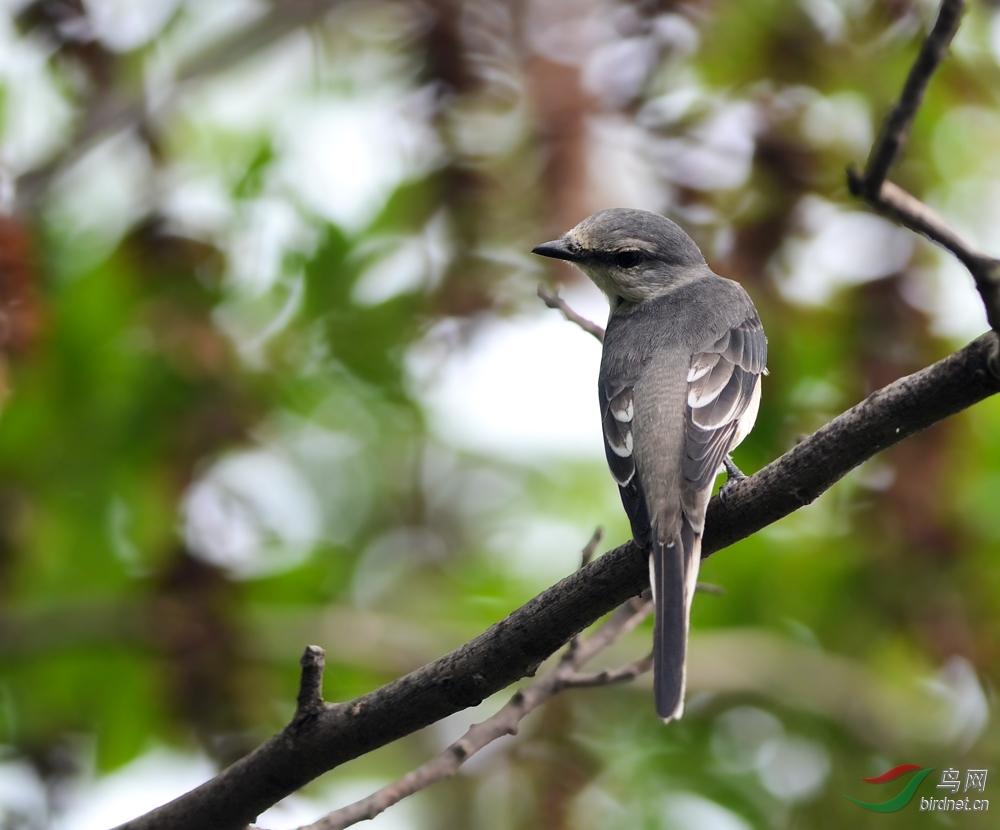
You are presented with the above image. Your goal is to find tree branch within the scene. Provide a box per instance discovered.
[298,596,653,830]
[560,653,654,689]
[114,3,1000,828]
[846,0,1000,330]
[295,646,326,719]
[857,0,964,196]
[537,285,605,343]
[567,527,604,658]
[114,330,1000,830]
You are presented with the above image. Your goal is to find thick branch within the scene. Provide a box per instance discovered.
[115,331,1000,830]
[702,333,999,552]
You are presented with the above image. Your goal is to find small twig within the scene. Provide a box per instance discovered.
[298,596,652,830]
[537,285,605,343]
[567,527,605,658]
[695,581,726,596]
[295,646,326,720]
[848,0,1000,331]
[860,0,965,196]
[580,527,603,568]
[565,596,652,667]
[559,653,654,689]
[846,174,1000,329]
[848,177,973,264]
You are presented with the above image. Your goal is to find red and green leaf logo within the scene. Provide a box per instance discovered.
[845,764,936,812]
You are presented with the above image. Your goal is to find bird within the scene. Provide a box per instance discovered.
[532,208,766,722]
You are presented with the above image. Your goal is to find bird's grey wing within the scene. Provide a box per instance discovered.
[683,309,767,495]
[599,376,650,545]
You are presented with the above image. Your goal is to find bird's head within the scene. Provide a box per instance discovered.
[532,208,708,310]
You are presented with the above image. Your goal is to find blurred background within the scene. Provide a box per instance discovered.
[0,0,998,827]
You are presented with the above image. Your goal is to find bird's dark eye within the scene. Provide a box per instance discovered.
[612,249,643,268]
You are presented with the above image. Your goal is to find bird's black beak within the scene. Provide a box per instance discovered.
[531,237,582,263]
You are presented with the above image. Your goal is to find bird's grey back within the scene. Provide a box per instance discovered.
[602,275,756,374]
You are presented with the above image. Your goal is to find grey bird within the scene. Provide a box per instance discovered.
[532,208,766,722]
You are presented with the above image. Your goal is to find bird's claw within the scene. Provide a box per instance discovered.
[723,455,746,481]
[719,456,747,506]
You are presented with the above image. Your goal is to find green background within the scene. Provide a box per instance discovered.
[0,0,996,827]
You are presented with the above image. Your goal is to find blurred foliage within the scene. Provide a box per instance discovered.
[0,0,998,828]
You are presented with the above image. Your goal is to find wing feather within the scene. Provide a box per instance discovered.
[688,359,735,408]
[600,379,636,487]
[683,311,767,499]
[599,377,651,543]
[688,352,720,382]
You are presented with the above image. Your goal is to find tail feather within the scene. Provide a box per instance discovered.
[651,517,702,722]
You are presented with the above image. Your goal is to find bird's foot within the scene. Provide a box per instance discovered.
[719,456,747,506]
[723,455,746,481]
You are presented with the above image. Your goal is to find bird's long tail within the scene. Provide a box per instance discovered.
[650,516,702,722]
